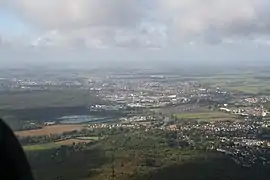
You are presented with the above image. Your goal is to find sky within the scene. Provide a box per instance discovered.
[1,0,270,65]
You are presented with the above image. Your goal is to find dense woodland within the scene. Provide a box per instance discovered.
[24,129,270,180]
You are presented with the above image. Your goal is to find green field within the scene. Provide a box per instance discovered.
[223,83,269,94]
[175,111,236,121]
[206,81,265,94]
[23,143,60,151]
[23,137,101,151]
[76,136,100,140]
[187,71,270,94]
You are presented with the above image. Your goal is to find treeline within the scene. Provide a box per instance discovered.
[18,128,104,146]
[2,116,43,131]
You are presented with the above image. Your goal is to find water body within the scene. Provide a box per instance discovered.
[57,115,117,124]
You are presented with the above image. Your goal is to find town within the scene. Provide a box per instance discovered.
[2,67,270,179]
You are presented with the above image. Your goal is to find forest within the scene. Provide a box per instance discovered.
[24,129,270,180]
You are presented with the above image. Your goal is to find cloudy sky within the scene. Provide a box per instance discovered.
[1,0,270,64]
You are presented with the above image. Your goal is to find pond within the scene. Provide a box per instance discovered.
[57,115,117,124]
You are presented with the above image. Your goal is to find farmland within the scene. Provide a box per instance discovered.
[23,143,59,151]
[15,124,86,137]
[174,111,237,121]
[23,137,98,151]
[76,136,100,140]
[192,72,270,94]
[55,138,93,146]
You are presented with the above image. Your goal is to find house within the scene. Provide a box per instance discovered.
[44,121,56,126]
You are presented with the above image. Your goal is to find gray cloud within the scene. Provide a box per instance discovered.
[3,0,155,48]
[29,27,162,49]
[158,0,270,42]
[6,0,144,29]
[3,0,270,47]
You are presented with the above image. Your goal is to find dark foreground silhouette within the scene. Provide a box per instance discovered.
[0,119,34,180]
